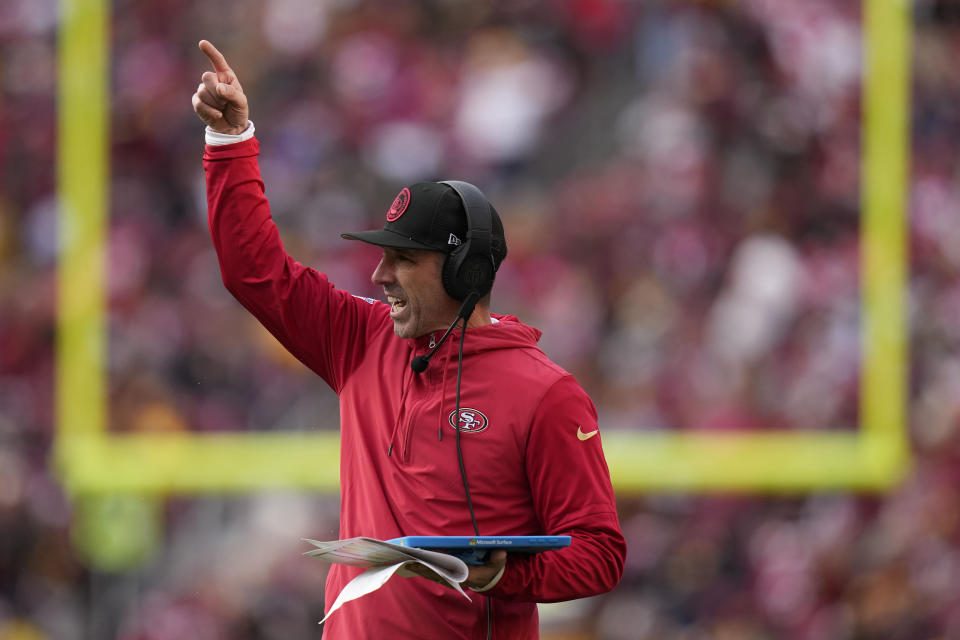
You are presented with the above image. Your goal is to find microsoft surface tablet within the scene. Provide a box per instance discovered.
[388,535,571,564]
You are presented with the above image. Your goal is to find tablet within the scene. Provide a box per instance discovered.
[387,535,571,565]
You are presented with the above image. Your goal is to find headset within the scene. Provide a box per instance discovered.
[439,180,496,302]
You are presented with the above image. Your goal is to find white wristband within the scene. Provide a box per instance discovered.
[205,120,255,146]
[469,565,505,593]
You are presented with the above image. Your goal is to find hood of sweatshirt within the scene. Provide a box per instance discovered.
[408,314,543,361]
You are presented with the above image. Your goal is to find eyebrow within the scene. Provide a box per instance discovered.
[387,248,417,261]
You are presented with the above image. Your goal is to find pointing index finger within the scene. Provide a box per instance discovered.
[198,40,231,74]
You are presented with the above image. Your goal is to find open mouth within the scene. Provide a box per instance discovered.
[387,295,407,315]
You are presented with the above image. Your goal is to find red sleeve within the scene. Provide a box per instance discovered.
[487,375,626,601]
[203,139,387,392]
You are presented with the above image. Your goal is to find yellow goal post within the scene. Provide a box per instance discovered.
[56,0,910,495]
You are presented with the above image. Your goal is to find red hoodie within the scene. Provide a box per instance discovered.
[204,138,625,639]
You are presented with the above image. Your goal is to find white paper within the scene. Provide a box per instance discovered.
[304,537,472,623]
[319,562,407,624]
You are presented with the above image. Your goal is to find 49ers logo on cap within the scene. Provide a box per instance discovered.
[386,187,411,221]
[448,408,488,434]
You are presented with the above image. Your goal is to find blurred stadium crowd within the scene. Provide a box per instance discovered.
[2,0,960,638]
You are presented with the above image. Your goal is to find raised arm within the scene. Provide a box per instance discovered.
[194,41,387,392]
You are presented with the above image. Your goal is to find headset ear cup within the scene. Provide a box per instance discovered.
[460,254,495,297]
[442,246,494,301]
[441,247,465,300]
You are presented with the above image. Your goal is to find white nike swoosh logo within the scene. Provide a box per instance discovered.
[577,426,599,441]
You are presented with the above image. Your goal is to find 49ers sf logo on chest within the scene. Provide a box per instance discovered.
[448,408,488,434]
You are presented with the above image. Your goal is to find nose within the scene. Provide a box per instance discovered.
[371,255,394,287]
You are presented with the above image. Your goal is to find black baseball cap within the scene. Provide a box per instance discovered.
[341,182,507,270]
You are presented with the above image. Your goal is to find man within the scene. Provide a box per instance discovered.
[192,40,625,639]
